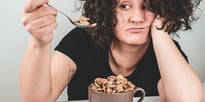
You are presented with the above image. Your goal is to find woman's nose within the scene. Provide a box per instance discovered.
[129,9,145,23]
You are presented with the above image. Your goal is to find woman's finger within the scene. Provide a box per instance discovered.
[24,0,49,13]
[22,6,57,26]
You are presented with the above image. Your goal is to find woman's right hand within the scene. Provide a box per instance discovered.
[22,0,57,46]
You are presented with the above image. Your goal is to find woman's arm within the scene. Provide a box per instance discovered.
[151,17,203,102]
[19,0,76,101]
[19,40,76,102]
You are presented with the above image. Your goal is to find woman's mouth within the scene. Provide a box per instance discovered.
[126,27,148,33]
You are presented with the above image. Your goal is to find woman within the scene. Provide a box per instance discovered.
[19,0,203,101]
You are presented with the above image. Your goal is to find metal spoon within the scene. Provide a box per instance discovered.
[46,4,96,28]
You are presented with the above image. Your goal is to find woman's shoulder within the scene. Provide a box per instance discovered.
[64,27,88,39]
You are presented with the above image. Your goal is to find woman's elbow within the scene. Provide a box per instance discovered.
[20,94,56,102]
[160,92,203,102]
[158,79,204,102]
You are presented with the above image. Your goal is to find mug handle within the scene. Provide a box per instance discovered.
[135,87,145,102]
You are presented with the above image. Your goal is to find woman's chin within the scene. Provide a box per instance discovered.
[125,38,150,46]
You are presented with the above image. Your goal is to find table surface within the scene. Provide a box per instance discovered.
[58,82,205,102]
[203,82,205,101]
[57,96,160,102]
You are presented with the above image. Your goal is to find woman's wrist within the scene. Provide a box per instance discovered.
[29,37,52,49]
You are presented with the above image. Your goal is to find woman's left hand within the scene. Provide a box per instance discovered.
[151,15,168,35]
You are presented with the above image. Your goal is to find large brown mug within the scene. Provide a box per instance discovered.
[88,86,145,102]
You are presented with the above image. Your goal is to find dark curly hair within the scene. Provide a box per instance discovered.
[78,0,202,48]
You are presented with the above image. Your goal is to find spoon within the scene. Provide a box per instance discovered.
[46,4,96,28]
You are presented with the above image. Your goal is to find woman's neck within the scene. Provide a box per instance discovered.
[109,39,150,77]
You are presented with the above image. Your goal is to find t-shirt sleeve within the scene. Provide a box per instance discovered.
[54,28,88,64]
[173,40,189,63]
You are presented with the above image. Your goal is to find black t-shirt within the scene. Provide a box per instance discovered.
[55,27,188,100]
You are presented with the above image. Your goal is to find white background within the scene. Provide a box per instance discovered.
[0,0,204,101]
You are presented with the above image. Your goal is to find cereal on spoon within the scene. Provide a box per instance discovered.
[73,17,97,27]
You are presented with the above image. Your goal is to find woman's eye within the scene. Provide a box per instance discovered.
[119,4,131,9]
[142,3,149,10]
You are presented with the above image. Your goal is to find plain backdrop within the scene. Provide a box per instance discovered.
[0,0,204,101]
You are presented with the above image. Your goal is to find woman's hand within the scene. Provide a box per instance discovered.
[22,0,57,46]
[151,15,168,35]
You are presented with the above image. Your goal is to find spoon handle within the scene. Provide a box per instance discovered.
[46,3,95,28]
[46,4,76,25]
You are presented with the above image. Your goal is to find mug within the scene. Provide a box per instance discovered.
[88,86,145,102]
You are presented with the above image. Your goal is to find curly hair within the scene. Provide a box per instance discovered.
[78,0,201,48]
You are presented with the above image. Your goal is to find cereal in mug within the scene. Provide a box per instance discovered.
[89,74,135,93]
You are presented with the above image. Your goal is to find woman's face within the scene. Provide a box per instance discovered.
[114,0,155,46]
